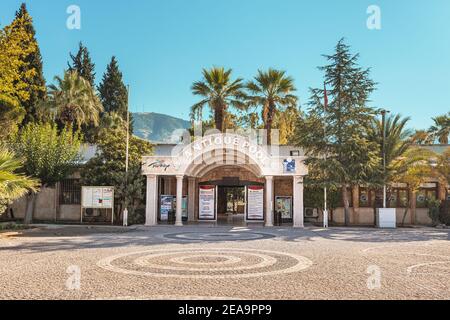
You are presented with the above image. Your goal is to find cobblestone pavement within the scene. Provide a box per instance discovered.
[0,225,449,300]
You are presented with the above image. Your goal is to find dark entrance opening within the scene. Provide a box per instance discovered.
[217,186,245,225]
[199,176,264,226]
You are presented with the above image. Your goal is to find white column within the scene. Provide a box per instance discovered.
[293,176,304,228]
[145,175,158,226]
[187,177,196,222]
[265,176,274,227]
[175,175,183,226]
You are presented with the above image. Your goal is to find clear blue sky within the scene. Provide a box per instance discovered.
[1,0,449,129]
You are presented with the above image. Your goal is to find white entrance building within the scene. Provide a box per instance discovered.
[142,133,308,227]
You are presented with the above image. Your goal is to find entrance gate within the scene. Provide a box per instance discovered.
[142,133,308,228]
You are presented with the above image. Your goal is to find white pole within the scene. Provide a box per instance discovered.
[125,85,130,174]
[323,83,328,228]
[123,85,130,226]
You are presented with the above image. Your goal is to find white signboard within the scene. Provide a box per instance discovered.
[247,186,264,221]
[199,186,215,220]
[82,187,114,208]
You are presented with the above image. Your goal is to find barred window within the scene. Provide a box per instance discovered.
[388,188,409,208]
[416,183,438,208]
[359,188,379,208]
[359,188,407,208]
[60,179,81,205]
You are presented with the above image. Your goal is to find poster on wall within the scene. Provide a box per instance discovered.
[182,196,188,220]
[275,196,293,221]
[199,186,215,220]
[247,186,264,221]
[160,195,174,221]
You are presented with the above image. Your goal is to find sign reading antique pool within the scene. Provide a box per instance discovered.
[81,187,114,208]
[199,185,215,220]
[247,186,264,221]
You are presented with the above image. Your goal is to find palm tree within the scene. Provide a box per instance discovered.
[191,67,246,132]
[367,114,415,223]
[390,147,437,225]
[369,114,414,183]
[246,69,298,145]
[428,113,450,144]
[39,70,103,129]
[411,130,432,145]
[0,148,39,216]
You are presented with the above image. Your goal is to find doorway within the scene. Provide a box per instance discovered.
[217,186,245,225]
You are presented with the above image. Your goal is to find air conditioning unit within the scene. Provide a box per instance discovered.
[305,207,319,218]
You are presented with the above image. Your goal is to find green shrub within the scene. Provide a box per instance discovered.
[426,199,442,226]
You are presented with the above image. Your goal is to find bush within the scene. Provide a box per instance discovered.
[0,222,30,231]
[426,199,441,226]
[440,200,450,226]
[128,208,145,225]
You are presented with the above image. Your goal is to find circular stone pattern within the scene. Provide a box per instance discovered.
[163,232,275,242]
[97,248,312,279]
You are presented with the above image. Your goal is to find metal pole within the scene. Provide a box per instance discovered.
[381,110,387,208]
[123,85,130,226]
[125,85,130,175]
[323,83,328,228]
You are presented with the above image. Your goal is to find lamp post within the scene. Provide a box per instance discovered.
[380,109,390,208]
[123,85,130,227]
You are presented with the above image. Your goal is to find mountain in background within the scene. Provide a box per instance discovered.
[132,112,190,143]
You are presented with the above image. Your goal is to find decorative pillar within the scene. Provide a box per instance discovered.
[265,176,274,227]
[293,176,304,228]
[175,175,183,226]
[188,177,196,222]
[145,175,158,226]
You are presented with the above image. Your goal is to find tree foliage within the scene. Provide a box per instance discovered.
[246,69,298,145]
[293,39,380,225]
[13,3,47,125]
[81,127,153,221]
[0,94,25,140]
[428,112,450,144]
[68,42,96,87]
[12,122,82,187]
[0,147,39,213]
[368,113,413,184]
[38,70,103,129]
[0,11,38,104]
[191,67,247,132]
[274,105,302,145]
[98,56,130,125]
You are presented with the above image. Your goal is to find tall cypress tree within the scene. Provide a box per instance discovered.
[98,56,131,131]
[13,3,47,125]
[68,42,96,87]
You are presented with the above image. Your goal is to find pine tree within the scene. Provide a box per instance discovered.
[10,3,47,125]
[294,39,381,226]
[68,42,96,87]
[98,56,132,131]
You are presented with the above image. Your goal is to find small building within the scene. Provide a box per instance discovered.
[6,136,450,227]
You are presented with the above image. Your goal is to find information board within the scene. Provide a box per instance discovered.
[160,195,174,221]
[247,186,264,221]
[81,187,114,208]
[275,196,293,220]
[199,186,215,220]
